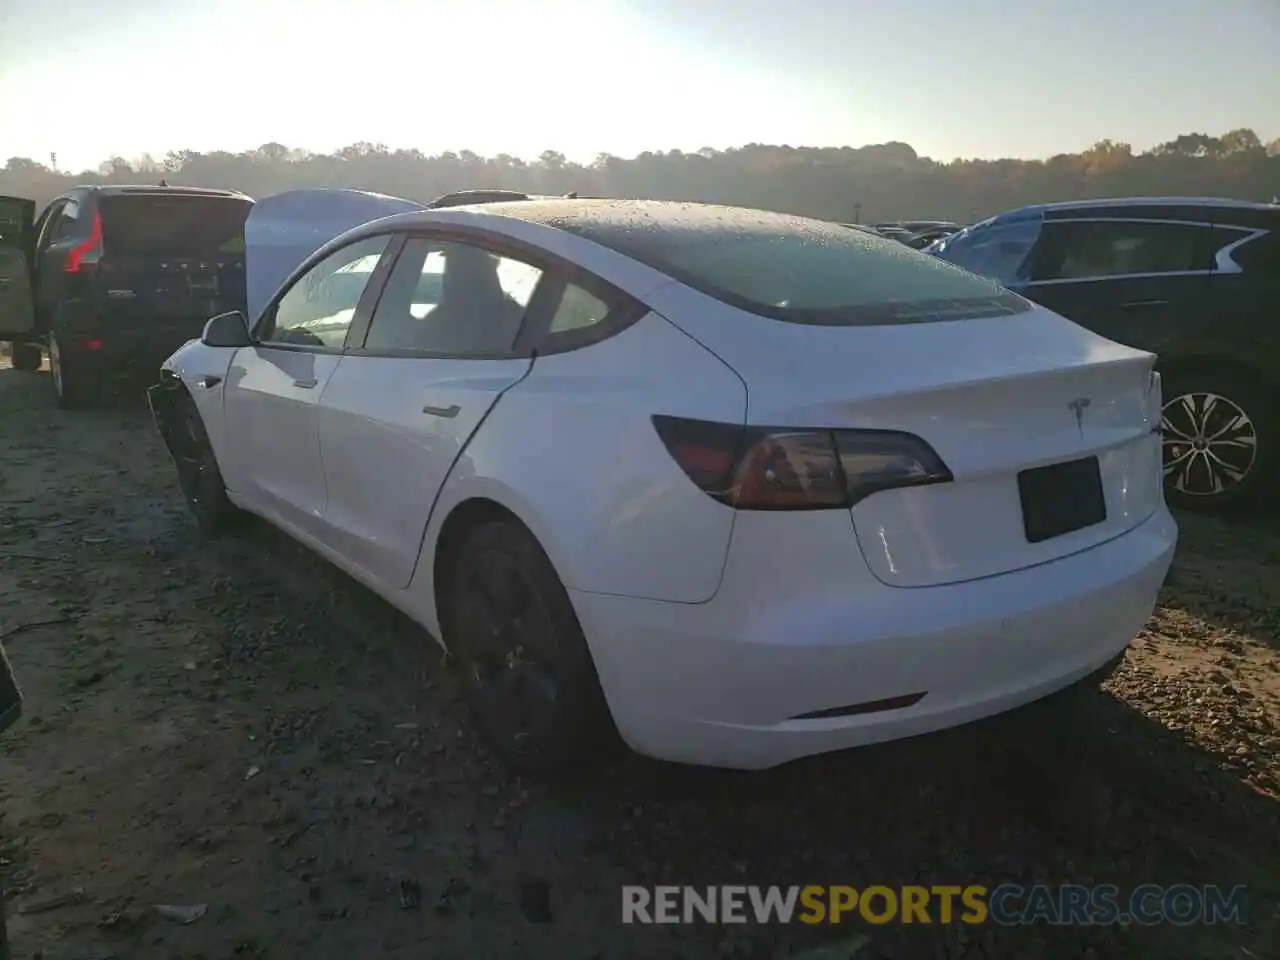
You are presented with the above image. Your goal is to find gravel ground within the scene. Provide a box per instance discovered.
[0,357,1276,960]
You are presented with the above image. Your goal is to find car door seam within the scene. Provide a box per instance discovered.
[403,353,540,586]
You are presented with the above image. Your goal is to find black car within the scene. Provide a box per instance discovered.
[928,197,1280,511]
[0,185,253,407]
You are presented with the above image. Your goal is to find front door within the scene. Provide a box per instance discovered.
[0,195,36,339]
[316,235,548,587]
[222,233,395,535]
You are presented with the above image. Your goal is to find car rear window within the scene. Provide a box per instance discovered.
[548,205,1030,325]
[99,194,252,257]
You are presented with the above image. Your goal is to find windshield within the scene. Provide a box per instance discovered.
[553,205,1030,325]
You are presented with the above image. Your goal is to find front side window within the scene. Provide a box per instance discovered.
[363,237,543,355]
[930,216,1043,285]
[1025,220,1217,282]
[261,234,391,348]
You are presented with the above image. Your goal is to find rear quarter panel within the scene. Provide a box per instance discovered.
[407,311,747,634]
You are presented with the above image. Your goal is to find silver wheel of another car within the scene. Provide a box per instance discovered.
[1160,374,1274,511]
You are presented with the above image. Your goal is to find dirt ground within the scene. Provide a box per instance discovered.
[0,357,1277,960]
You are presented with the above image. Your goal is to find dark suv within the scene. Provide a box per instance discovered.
[928,197,1280,512]
[0,185,253,407]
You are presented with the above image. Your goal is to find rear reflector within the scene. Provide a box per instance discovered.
[791,691,926,721]
[652,415,952,510]
[69,338,104,351]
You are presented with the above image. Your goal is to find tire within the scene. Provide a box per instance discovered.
[9,342,40,372]
[169,394,240,537]
[444,520,621,775]
[48,334,96,409]
[1160,370,1276,512]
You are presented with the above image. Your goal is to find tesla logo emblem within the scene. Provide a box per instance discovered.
[1068,397,1092,434]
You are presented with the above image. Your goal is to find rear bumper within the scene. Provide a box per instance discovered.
[57,332,198,376]
[571,506,1176,769]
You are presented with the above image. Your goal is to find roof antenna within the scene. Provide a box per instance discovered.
[159,178,169,187]
[564,191,578,199]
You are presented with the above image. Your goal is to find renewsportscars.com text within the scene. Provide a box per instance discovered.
[621,884,1248,926]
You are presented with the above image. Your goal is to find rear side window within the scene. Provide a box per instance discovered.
[99,194,252,257]
[1025,220,1217,281]
[50,200,80,241]
[362,237,544,356]
[561,212,1028,325]
[1230,231,1279,277]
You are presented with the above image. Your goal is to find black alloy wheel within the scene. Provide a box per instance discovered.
[170,397,237,536]
[446,521,619,775]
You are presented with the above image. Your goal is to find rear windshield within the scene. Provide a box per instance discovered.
[99,194,252,257]
[550,206,1030,325]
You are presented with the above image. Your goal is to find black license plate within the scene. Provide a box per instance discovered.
[1017,456,1106,543]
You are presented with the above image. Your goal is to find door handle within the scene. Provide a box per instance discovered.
[1121,299,1167,309]
[422,403,461,418]
[293,378,318,389]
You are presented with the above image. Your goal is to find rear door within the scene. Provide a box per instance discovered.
[0,195,36,338]
[315,234,548,587]
[1015,217,1217,353]
[223,233,396,536]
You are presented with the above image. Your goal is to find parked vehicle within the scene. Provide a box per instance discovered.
[0,185,254,407]
[148,190,1175,773]
[873,225,916,244]
[877,219,959,235]
[928,197,1280,511]
[904,224,961,249]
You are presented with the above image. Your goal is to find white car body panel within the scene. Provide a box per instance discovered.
[316,354,535,589]
[153,195,1177,769]
[573,506,1174,769]
[159,341,237,467]
[223,347,343,537]
[645,283,1163,587]
[404,311,748,633]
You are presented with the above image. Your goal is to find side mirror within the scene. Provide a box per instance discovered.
[201,310,253,348]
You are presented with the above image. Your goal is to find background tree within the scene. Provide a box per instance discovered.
[2,128,1276,224]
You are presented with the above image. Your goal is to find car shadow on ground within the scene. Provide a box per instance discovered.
[212,509,1279,959]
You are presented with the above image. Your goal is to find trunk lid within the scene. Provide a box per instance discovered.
[96,193,254,326]
[646,288,1163,587]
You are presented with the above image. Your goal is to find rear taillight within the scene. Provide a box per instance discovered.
[64,211,103,273]
[652,415,952,510]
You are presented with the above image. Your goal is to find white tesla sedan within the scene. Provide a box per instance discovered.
[148,189,1177,773]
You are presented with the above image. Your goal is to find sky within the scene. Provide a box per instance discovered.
[0,0,1277,174]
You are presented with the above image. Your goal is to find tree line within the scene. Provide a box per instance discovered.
[3,129,1278,226]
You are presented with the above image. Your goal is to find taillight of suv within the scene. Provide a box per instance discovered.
[64,211,103,273]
